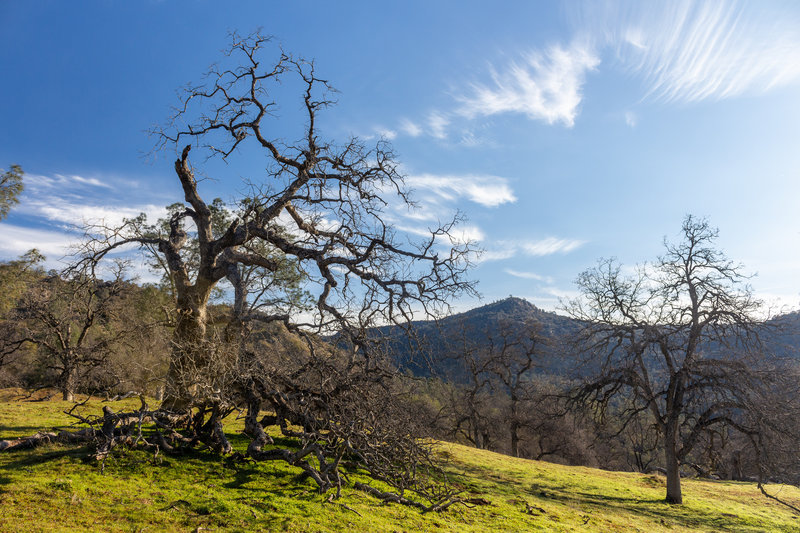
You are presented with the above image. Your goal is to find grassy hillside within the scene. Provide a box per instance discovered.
[1,389,798,532]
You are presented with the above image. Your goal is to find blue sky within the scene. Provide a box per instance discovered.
[2,1,800,313]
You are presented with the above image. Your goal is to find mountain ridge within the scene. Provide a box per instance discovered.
[381,296,800,379]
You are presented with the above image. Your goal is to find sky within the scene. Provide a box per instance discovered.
[1,1,800,314]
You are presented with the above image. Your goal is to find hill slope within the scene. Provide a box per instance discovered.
[1,389,798,532]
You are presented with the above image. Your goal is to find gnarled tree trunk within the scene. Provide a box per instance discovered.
[162,282,215,410]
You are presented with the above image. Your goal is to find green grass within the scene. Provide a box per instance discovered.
[1,388,798,532]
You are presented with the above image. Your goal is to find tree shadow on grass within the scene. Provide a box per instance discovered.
[533,487,767,532]
[447,458,775,532]
[223,464,303,491]
[0,446,89,483]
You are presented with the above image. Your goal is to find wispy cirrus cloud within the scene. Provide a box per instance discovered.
[426,112,450,139]
[522,237,584,256]
[458,42,600,127]
[0,172,169,273]
[381,41,600,140]
[406,174,517,208]
[0,223,154,282]
[624,110,637,128]
[24,173,115,190]
[504,268,553,283]
[584,0,800,104]
[398,118,423,137]
[374,127,397,140]
[447,225,486,246]
[478,237,585,264]
[394,112,451,140]
[383,1,800,140]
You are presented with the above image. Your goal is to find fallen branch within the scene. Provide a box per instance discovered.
[0,428,95,451]
[104,391,141,402]
[353,482,462,513]
[324,493,362,517]
[758,482,800,514]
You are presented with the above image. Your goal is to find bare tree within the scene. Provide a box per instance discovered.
[77,32,475,409]
[0,250,45,379]
[14,264,138,400]
[33,32,477,508]
[441,324,497,450]
[440,318,549,457]
[568,216,777,504]
[484,319,544,457]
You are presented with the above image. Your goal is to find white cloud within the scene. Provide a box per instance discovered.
[541,285,581,302]
[522,237,584,256]
[25,173,114,190]
[406,174,517,208]
[69,175,114,189]
[623,28,647,51]
[375,128,397,140]
[392,115,449,140]
[0,224,165,282]
[458,42,600,127]
[624,110,637,128]
[18,171,167,229]
[2,171,172,274]
[384,1,800,140]
[0,224,77,264]
[18,198,164,229]
[427,112,450,139]
[458,131,481,147]
[397,223,485,248]
[598,1,800,103]
[399,118,422,137]
[477,237,585,264]
[479,248,517,262]
[449,224,485,245]
[504,268,553,283]
[394,224,435,239]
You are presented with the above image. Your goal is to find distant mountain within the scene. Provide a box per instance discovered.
[378,296,800,381]
[377,296,581,380]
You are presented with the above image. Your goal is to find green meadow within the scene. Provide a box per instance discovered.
[1,389,798,532]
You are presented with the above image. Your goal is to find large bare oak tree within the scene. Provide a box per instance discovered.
[77,33,475,409]
[42,33,478,506]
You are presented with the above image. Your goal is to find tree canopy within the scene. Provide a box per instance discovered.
[0,164,23,220]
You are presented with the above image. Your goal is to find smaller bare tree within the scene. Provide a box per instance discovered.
[0,250,45,377]
[568,216,780,504]
[484,318,545,457]
[440,318,548,456]
[14,263,141,400]
[442,326,497,450]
